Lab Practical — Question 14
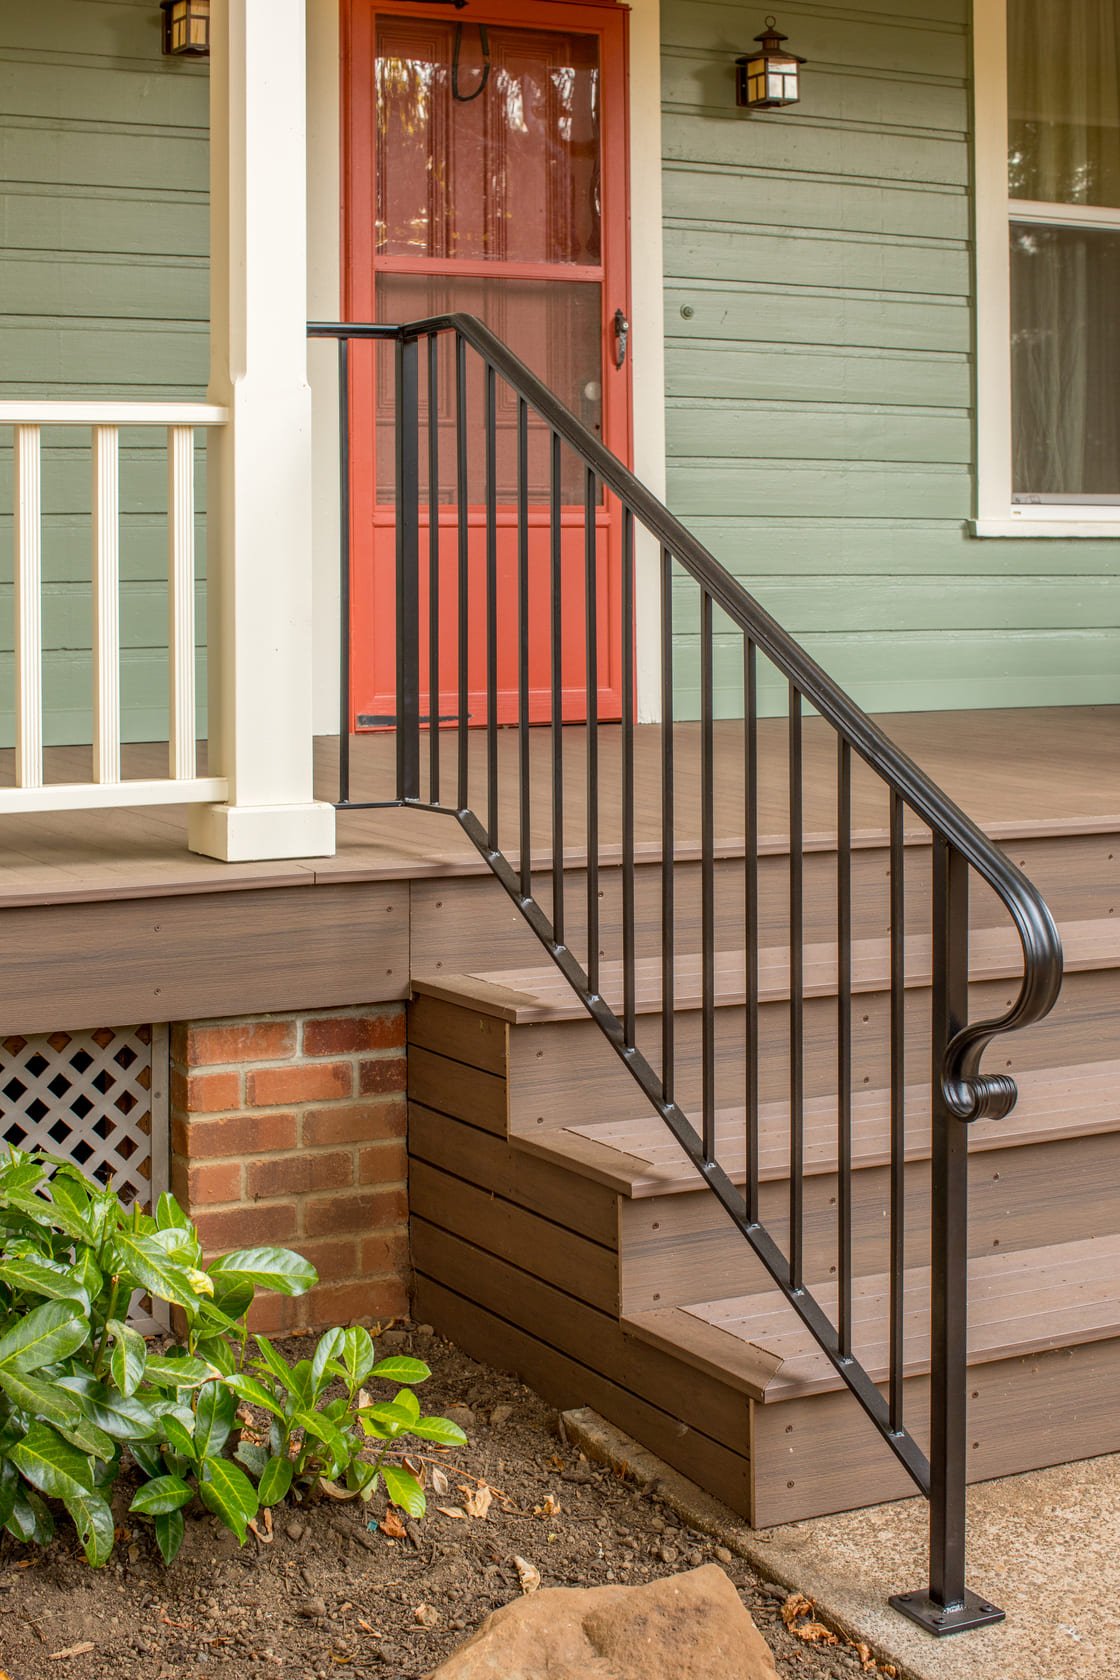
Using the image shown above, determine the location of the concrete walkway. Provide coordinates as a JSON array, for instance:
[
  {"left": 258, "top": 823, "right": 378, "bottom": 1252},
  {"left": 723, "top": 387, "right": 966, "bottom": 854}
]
[
  {"left": 747, "top": 1455, "right": 1118, "bottom": 1680},
  {"left": 563, "top": 1413, "right": 1118, "bottom": 1680}
]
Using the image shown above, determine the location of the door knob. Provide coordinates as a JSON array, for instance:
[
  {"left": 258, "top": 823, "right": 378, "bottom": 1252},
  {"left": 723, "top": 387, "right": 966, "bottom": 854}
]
[{"left": 613, "top": 309, "right": 630, "bottom": 369}]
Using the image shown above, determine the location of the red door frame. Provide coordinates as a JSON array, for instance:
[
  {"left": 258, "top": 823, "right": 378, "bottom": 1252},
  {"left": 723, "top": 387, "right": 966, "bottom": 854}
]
[{"left": 341, "top": 0, "right": 633, "bottom": 730}]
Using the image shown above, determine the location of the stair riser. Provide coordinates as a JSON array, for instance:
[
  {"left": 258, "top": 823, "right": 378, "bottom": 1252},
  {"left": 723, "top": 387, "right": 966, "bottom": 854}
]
[
  {"left": 507, "top": 967, "right": 1120, "bottom": 1131},
  {"left": 750, "top": 1335, "right": 1120, "bottom": 1526},
  {"left": 409, "top": 831, "right": 1118, "bottom": 974},
  {"left": 618, "top": 1129, "right": 1120, "bottom": 1312}
]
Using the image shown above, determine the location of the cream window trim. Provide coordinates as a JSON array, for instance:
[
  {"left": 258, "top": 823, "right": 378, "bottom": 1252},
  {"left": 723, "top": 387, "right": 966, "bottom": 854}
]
[{"left": 971, "top": 0, "right": 1120, "bottom": 537}]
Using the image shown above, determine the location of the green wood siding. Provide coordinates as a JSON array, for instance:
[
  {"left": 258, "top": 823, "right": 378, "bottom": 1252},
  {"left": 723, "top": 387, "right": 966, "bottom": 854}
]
[
  {"left": 0, "top": 0, "right": 208, "bottom": 748},
  {"left": 662, "top": 0, "right": 1120, "bottom": 714}
]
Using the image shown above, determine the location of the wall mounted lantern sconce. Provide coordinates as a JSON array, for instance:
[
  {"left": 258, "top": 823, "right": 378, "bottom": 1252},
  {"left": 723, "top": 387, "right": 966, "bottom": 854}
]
[
  {"left": 161, "top": 0, "right": 210, "bottom": 57},
  {"left": 736, "top": 17, "right": 804, "bottom": 110}
]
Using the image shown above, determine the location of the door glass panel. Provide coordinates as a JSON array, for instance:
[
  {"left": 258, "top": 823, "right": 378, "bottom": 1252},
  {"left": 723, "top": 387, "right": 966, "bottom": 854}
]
[
  {"left": 375, "top": 272, "right": 603, "bottom": 503},
  {"left": 375, "top": 18, "right": 601, "bottom": 265},
  {"left": 1010, "top": 220, "right": 1120, "bottom": 497}
]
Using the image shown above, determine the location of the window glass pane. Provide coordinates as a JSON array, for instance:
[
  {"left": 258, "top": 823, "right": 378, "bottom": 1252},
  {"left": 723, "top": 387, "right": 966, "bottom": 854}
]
[
  {"left": 375, "top": 18, "right": 601, "bottom": 264},
  {"left": 1010, "top": 221, "right": 1120, "bottom": 497},
  {"left": 374, "top": 273, "right": 603, "bottom": 503},
  {"left": 1008, "top": 0, "right": 1120, "bottom": 205}
]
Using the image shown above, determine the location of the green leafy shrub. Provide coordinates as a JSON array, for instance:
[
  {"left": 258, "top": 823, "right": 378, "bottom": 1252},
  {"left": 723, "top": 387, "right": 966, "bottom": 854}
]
[{"left": 0, "top": 1147, "right": 465, "bottom": 1567}]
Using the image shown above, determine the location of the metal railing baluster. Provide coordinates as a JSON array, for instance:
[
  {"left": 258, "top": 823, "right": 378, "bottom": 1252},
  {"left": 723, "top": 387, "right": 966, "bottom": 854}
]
[
  {"left": 550, "top": 432, "right": 565, "bottom": 945},
  {"left": 744, "top": 639, "right": 759, "bottom": 1225},
  {"left": 584, "top": 466, "right": 599, "bottom": 998},
  {"left": 456, "top": 333, "right": 469, "bottom": 812},
  {"left": 889, "top": 791, "right": 907, "bottom": 1431},
  {"left": 789, "top": 683, "right": 804, "bottom": 1289},
  {"left": 621, "top": 505, "right": 636, "bottom": 1047},
  {"left": 837, "top": 738, "right": 853, "bottom": 1359},
  {"left": 517, "top": 397, "right": 531, "bottom": 900},
  {"left": 485, "top": 361, "right": 498, "bottom": 849},
  {"left": 660, "top": 547, "right": 676, "bottom": 1100},
  {"left": 428, "top": 333, "right": 441, "bottom": 806},
  {"left": 701, "top": 590, "right": 716, "bottom": 1165}
]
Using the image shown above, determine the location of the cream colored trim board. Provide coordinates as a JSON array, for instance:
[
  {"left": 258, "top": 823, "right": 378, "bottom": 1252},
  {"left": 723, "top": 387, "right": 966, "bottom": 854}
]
[
  {"left": 972, "top": 519, "right": 1120, "bottom": 539},
  {"left": 305, "top": 0, "right": 669, "bottom": 729}
]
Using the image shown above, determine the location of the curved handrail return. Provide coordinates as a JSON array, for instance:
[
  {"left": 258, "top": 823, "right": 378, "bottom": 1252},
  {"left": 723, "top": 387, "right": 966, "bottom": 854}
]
[{"left": 309, "top": 316, "right": 1063, "bottom": 1636}]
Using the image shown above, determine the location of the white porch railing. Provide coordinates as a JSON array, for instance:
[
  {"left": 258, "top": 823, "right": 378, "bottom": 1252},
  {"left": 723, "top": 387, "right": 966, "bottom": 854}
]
[{"left": 1, "top": 401, "right": 229, "bottom": 815}]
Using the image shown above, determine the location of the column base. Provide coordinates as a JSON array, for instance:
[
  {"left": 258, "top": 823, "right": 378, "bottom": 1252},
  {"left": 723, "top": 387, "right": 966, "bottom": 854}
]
[{"left": 188, "top": 800, "right": 336, "bottom": 862}]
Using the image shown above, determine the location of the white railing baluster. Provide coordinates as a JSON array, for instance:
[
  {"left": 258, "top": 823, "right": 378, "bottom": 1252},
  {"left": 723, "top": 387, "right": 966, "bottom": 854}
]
[
  {"left": 167, "top": 425, "right": 197, "bottom": 780},
  {"left": 0, "top": 401, "right": 227, "bottom": 817},
  {"left": 13, "top": 424, "right": 43, "bottom": 789},
  {"left": 91, "top": 424, "right": 121, "bottom": 784}
]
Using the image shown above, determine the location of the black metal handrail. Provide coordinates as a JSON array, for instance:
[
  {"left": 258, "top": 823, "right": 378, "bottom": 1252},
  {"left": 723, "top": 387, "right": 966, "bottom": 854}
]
[{"left": 309, "top": 314, "right": 1063, "bottom": 1635}]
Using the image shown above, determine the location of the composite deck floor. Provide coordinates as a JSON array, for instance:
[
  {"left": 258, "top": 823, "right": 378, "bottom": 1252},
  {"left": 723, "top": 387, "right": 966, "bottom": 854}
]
[{"left": 0, "top": 705, "right": 1113, "bottom": 907}]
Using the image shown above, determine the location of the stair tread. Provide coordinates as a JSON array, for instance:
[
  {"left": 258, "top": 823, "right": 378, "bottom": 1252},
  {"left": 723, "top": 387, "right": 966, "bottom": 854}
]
[
  {"left": 518, "top": 1058, "right": 1120, "bottom": 1197},
  {"left": 412, "top": 917, "right": 1117, "bottom": 1023},
  {"left": 626, "top": 1232, "right": 1120, "bottom": 1403}
]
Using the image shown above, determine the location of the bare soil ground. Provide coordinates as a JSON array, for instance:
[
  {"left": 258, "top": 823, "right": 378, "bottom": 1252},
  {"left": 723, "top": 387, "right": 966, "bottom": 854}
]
[{"left": 0, "top": 1324, "right": 891, "bottom": 1680}]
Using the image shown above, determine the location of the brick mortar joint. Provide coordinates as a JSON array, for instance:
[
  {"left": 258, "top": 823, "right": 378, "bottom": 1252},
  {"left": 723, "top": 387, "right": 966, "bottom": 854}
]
[{"left": 175, "top": 1048, "right": 403, "bottom": 1080}]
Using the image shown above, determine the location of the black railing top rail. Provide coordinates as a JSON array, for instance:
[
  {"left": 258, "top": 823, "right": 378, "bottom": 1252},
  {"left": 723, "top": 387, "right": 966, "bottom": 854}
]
[{"left": 309, "top": 313, "right": 1064, "bottom": 1124}]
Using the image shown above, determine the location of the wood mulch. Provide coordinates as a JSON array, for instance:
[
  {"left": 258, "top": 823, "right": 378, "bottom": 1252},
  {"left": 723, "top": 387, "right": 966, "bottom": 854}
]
[{"left": 0, "top": 1324, "right": 891, "bottom": 1680}]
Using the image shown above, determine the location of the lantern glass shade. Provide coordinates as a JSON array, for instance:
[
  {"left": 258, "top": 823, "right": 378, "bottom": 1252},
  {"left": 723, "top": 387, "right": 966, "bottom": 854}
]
[
  {"left": 162, "top": 0, "right": 210, "bottom": 56},
  {"left": 736, "top": 20, "right": 803, "bottom": 110}
]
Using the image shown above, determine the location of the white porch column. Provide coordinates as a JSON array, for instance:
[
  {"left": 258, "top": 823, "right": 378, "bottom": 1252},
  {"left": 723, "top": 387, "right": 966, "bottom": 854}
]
[{"left": 189, "top": 0, "right": 336, "bottom": 862}]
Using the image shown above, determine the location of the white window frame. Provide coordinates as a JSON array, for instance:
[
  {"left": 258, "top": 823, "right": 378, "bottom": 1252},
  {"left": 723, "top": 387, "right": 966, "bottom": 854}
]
[{"left": 972, "top": 0, "right": 1120, "bottom": 537}]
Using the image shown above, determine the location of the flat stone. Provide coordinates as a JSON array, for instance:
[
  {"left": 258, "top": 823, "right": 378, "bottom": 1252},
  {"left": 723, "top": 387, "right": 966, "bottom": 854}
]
[{"left": 424, "top": 1564, "right": 780, "bottom": 1679}]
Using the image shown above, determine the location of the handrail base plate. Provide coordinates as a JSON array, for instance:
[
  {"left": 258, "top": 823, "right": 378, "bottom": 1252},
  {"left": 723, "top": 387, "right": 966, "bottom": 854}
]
[{"left": 888, "top": 1588, "right": 1006, "bottom": 1637}]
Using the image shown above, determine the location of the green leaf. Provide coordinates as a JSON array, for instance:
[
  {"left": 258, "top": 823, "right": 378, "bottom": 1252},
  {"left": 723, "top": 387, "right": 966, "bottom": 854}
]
[
  {"left": 55, "top": 1375, "right": 160, "bottom": 1441},
  {"left": 380, "top": 1463, "right": 426, "bottom": 1518},
  {"left": 9, "top": 1421, "right": 95, "bottom": 1501},
  {"left": 5, "top": 1486, "right": 55, "bottom": 1545},
  {"left": 129, "top": 1439, "right": 163, "bottom": 1480},
  {"left": 224, "top": 1373, "right": 285, "bottom": 1421},
  {"left": 310, "top": 1328, "right": 344, "bottom": 1399},
  {"left": 235, "top": 1441, "right": 269, "bottom": 1479},
  {"left": 109, "top": 1232, "right": 202, "bottom": 1313},
  {"left": 257, "top": 1455, "right": 294, "bottom": 1508},
  {"left": 129, "top": 1475, "right": 195, "bottom": 1516},
  {"left": 0, "top": 1457, "right": 18, "bottom": 1528},
  {"left": 198, "top": 1456, "right": 258, "bottom": 1544},
  {"left": 208, "top": 1276, "right": 254, "bottom": 1322},
  {"left": 335, "top": 1326, "right": 376, "bottom": 1391},
  {"left": 148, "top": 1225, "right": 202, "bottom": 1268},
  {"left": 252, "top": 1335, "right": 297, "bottom": 1393},
  {"left": 143, "top": 1355, "right": 221, "bottom": 1391},
  {"left": 407, "top": 1415, "right": 469, "bottom": 1447},
  {"left": 370, "top": 1357, "right": 431, "bottom": 1386},
  {"left": 47, "top": 1173, "right": 96, "bottom": 1243},
  {"left": 107, "top": 1320, "right": 147, "bottom": 1398},
  {"left": 209, "top": 1247, "right": 317, "bottom": 1298},
  {"left": 0, "top": 1298, "right": 89, "bottom": 1373},
  {"left": 192, "top": 1337, "right": 236, "bottom": 1377},
  {"left": 357, "top": 1401, "right": 419, "bottom": 1439},
  {"left": 0, "top": 1367, "right": 83, "bottom": 1428},
  {"left": 153, "top": 1507, "right": 186, "bottom": 1565},
  {"left": 0, "top": 1254, "right": 91, "bottom": 1314},
  {"left": 294, "top": 1410, "right": 349, "bottom": 1473},
  {"left": 154, "top": 1192, "right": 191, "bottom": 1232},
  {"left": 57, "top": 1413, "right": 117, "bottom": 1462},
  {"left": 194, "top": 1382, "right": 238, "bottom": 1460},
  {"left": 392, "top": 1387, "right": 421, "bottom": 1424},
  {"left": 64, "top": 1486, "right": 115, "bottom": 1567}
]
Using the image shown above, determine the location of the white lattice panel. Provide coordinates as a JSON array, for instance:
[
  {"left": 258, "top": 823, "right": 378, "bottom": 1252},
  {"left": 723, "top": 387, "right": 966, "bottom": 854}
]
[{"left": 0, "top": 1024, "right": 168, "bottom": 1210}]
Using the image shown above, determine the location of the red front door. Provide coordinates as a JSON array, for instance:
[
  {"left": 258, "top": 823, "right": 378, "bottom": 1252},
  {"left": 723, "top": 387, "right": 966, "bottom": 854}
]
[{"left": 344, "top": 0, "right": 632, "bottom": 728}]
